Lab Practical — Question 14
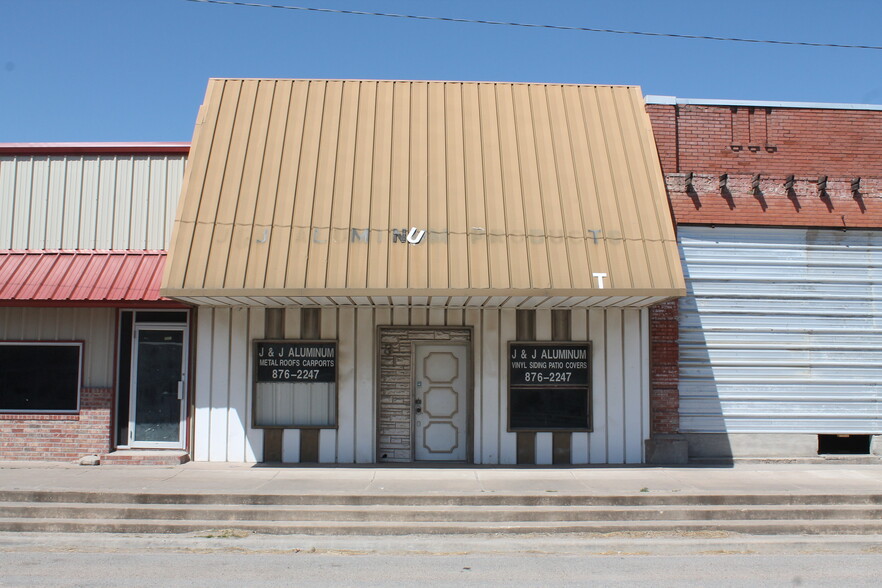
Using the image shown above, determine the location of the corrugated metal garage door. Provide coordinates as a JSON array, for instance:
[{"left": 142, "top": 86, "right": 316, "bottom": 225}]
[{"left": 678, "top": 226, "right": 882, "bottom": 433}]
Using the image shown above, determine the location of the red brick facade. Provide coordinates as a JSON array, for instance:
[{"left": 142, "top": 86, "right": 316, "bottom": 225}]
[
  {"left": 647, "top": 103, "right": 882, "bottom": 177},
  {"left": 0, "top": 387, "right": 113, "bottom": 461},
  {"left": 663, "top": 173, "right": 882, "bottom": 229},
  {"left": 648, "top": 102, "right": 882, "bottom": 230},
  {"left": 646, "top": 99, "right": 882, "bottom": 437},
  {"left": 649, "top": 301, "right": 679, "bottom": 434}
]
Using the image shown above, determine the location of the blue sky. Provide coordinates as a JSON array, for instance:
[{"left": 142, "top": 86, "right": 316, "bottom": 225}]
[{"left": 3, "top": 0, "right": 882, "bottom": 141}]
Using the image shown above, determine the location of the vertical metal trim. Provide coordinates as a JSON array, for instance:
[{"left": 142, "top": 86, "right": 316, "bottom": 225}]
[
  {"left": 516, "top": 431, "right": 536, "bottom": 464},
  {"left": 264, "top": 307, "right": 284, "bottom": 339},
  {"left": 301, "top": 307, "right": 321, "bottom": 339},
  {"left": 515, "top": 308, "right": 536, "bottom": 463},
  {"left": 299, "top": 429, "right": 320, "bottom": 463},
  {"left": 552, "top": 308, "right": 572, "bottom": 464},
  {"left": 516, "top": 309, "right": 535, "bottom": 341},
  {"left": 551, "top": 309, "right": 571, "bottom": 341},
  {"left": 261, "top": 307, "right": 285, "bottom": 461},
  {"left": 552, "top": 432, "right": 571, "bottom": 464},
  {"left": 263, "top": 429, "right": 283, "bottom": 462}
]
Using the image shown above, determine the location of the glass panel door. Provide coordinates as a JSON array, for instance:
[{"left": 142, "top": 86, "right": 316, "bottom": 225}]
[{"left": 129, "top": 326, "right": 187, "bottom": 448}]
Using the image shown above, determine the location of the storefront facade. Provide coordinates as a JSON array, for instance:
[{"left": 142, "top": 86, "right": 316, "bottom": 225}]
[
  {"left": 647, "top": 96, "right": 882, "bottom": 459},
  {"left": 7, "top": 83, "right": 880, "bottom": 465},
  {"left": 161, "top": 79, "right": 685, "bottom": 464},
  {"left": 0, "top": 145, "right": 191, "bottom": 462}
]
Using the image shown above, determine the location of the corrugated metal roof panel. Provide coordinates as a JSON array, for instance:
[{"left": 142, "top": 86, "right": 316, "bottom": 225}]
[
  {"left": 0, "top": 253, "right": 39, "bottom": 299},
  {"left": 0, "top": 251, "right": 172, "bottom": 304},
  {"left": 162, "top": 79, "right": 685, "bottom": 306}
]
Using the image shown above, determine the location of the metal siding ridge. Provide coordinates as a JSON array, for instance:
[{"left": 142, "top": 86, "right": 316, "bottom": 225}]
[
  {"left": 4, "top": 252, "right": 41, "bottom": 299},
  {"left": 142, "top": 253, "right": 168, "bottom": 302},
  {"left": 406, "top": 81, "right": 428, "bottom": 291},
  {"left": 328, "top": 82, "right": 362, "bottom": 291},
  {"left": 107, "top": 253, "right": 140, "bottom": 300},
  {"left": 14, "top": 252, "right": 53, "bottom": 300},
  {"left": 226, "top": 80, "right": 275, "bottom": 291},
  {"left": 85, "top": 253, "right": 123, "bottom": 300},
  {"left": 0, "top": 153, "right": 177, "bottom": 250},
  {"left": 346, "top": 82, "right": 376, "bottom": 290}
]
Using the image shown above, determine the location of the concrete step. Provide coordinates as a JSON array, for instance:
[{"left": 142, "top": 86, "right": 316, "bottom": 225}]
[
  {"left": 2, "top": 517, "right": 882, "bottom": 536},
  {"left": 3, "top": 490, "right": 881, "bottom": 507},
  {"left": 0, "top": 502, "right": 880, "bottom": 523},
  {"left": 99, "top": 450, "right": 190, "bottom": 466},
  {"left": 4, "top": 489, "right": 879, "bottom": 536}
]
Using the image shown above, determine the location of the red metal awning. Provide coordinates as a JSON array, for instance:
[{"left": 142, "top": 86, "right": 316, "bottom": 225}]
[{"left": 0, "top": 251, "right": 183, "bottom": 306}]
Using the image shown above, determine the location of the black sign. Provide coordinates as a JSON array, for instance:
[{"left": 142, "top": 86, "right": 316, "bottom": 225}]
[
  {"left": 509, "top": 343, "right": 590, "bottom": 387},
  {"left": 255, "top": 341, "right": 336, "bottom": 383},
  {"left": 510, "top": 387, "right": 590, "bottom": 430}
]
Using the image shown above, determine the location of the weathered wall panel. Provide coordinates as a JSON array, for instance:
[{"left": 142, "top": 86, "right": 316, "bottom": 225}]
[
  {"left": 679, "top": 226, "right": 882, "bottom": 434},
  {"left": 192, "top": 306, "right": 649, "bottom": 464},
  {"left": 0, "top": 154, "right": 185, "bottom": 251}
]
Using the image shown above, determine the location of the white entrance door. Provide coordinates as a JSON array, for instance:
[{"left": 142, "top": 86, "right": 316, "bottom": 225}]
[
  {"left": 414, "top": 343, "right": 469, "bottom": 461},
  {"left": 129, "top": 325, "right": 188, "bottom": 448}
]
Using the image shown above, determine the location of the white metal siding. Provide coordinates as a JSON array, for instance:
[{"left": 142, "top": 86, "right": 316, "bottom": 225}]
[
  {"left": 0, "top": 307, "right": 115, "bottom": 387},
  {"left": 193, "top": 307, "right": 650, "bottom": 464},
  {"left": 0, "top": 155, "right": 186, "bottom": 250},
  {"left": 678, "top": 226, "right": 882, "bottom": 433}
]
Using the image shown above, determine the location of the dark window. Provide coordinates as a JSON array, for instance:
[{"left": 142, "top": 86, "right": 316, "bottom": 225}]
[
  {"left": 0, "top": 343, "right": 82, "bottom": 412},
  {"left": 509, "top": 387, "right": 590, "bottom": 431},
  {"left": 818, "top": 434, "right": 870, "bottom": 455},
  {"left": 134, "top": 311, "right": 188, "bottom": 324}
]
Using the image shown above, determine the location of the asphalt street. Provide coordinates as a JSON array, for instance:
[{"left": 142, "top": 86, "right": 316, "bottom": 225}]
[{"left": 2, "top": 532, "right": 882, "bottom": 587}]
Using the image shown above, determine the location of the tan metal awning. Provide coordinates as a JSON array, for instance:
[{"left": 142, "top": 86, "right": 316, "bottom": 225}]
[{"left": 161, "top": 79, "right": 684, "bottom": 308}]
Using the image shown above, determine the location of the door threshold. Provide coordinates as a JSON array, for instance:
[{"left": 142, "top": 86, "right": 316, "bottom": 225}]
[{"left": 100, "top": 449, "right": 190, "bottom": 466}]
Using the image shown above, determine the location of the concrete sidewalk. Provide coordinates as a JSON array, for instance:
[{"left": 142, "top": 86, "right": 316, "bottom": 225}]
[{"left": 1, "top": 461, "right": 881, "bottom": 497}]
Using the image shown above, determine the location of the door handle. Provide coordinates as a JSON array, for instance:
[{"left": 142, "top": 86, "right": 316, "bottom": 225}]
[{"left": 177, "top": 381, "right": 183, "bottom": 401}]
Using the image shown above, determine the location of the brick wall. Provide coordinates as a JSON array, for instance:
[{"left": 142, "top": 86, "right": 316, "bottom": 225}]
[
  {"left": 665, "top": 173, "right": 882, "bottom": 228},
  {"left": 646, "top": 104, "right": 679, "bottom": 175},
  {"left": 647, "top": 103, "right": 882, "bottom": 176},
  {"left": 649, "top": 302, "right": 679, "bottom": 435},
  {"left": 0, "top": 387, "right": 113, "bottom": 461},
  {"left": 648, "top": 103, "right": 882, "bottom": 227}
]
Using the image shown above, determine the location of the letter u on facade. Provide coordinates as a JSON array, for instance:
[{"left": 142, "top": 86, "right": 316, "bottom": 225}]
[{"left": 406, "top": 227, "right": 426, "bottom": 244}]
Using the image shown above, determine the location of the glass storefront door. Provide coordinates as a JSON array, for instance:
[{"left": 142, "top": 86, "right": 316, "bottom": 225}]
[{"left": 129, "top": 325, "right": 187, "bottom": 448}]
